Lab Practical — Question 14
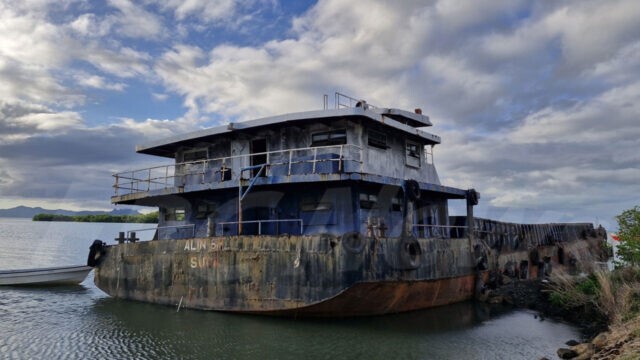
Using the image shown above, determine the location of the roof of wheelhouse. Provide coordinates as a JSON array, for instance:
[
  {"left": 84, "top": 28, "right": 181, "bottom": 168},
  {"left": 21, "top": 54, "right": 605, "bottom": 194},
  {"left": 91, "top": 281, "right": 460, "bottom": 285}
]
[{"left": 137, "top": 106, "right": 441, "bottom": 158}]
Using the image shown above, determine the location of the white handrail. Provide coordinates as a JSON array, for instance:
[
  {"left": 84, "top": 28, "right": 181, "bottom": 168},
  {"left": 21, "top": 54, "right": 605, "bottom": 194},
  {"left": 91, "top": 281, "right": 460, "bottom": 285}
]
[
  {"left": 124, "top": 224, "right": 195, "bottom": 241},
  {"left": 412, "top": 224, "right": 469, "bottom": 238},
  {"left": 217, "top": 219, "right": 303, "bottom": 236},
  {"left": 113, "top": 144, "right": 363, "bottom": 196}
]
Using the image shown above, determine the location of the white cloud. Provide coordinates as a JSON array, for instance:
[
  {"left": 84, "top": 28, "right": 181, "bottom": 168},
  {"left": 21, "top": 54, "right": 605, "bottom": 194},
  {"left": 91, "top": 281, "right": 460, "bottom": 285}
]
[
  {"left": 511, "top": 82, "right": 640, "bottom": 144},
  {"left": 0, "top": 1, "right": 154, "bottom": 109},
  {"left": 0, "top": 100, "right": 81, "bottom": 136},
  {"left": 152, "top": 92, "right": 169, "bottom": 101},
  {"left": 69, "top": 13, "right": 113, "bottom": 37},
  {"left": 589, "top": 41, "right": 640, "bottom": 85},
  {"left": 75, "top": 74, "right": 126, "bottom": 91},
  {"left": 114, "top": 116, "right": 198, "bottom": 139},
  {"left": 13, "top": 111, "right": 83, "bottom": 131},
  {"left": 159, "top": 0, "right": 238, "bottom": 22},
  {"left": 80, "top": 44, "right": 151, "bottom": 78},
  {"left": 106, "top": 0, "right": 164, "bottom": 40},
  {"left": 480, "top": 1, "right": 640, "bottom": 74},
  {"left": 0, "top": 5, "right": 78, "bottom": 105}
]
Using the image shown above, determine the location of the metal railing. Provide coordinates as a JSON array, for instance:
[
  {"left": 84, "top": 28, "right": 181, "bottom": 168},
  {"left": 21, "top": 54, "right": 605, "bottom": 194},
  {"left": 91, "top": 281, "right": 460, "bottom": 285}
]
[
  {"left": 449, "top": 216, "right": 599, "bottom": 251},
  {"left": 113, "top": 144, "right": 363, "bottom": 197},
  {"left": 123, "top": 224, "right": 195, "bottom": 241},
  {"left": 217, "top": 219, "right": 304, "bottom": 236},
  {"left": 412, "top": 224, "right": 469, "bottom": 239},
  {"left": 334, "top": 92, "right": 378, "bottom": 109}
]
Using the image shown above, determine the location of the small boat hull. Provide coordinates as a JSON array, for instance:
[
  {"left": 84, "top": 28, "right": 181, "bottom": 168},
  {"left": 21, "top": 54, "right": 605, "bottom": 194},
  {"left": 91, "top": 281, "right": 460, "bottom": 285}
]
[{"left": 0, "top": 265, "right": 93, "bottom": 286}]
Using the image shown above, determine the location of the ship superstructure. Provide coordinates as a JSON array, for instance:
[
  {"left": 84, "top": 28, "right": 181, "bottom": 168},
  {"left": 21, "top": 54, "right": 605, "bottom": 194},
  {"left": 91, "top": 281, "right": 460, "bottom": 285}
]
[{"left": 112, "top": 94, "right": 466, "bottom": 241}]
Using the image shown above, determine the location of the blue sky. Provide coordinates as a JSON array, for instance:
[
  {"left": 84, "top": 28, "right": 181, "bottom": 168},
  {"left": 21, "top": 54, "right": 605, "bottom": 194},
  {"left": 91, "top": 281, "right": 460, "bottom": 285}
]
[{"left": 0, "top": 0, "right": 639, "bottom": 230}]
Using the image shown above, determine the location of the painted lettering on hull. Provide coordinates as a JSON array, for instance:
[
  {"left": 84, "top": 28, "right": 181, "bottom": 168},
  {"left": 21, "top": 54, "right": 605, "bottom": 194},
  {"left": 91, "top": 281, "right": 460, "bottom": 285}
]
[
  {"left": 184, "top": 239, "right": 208, "bottom": 251},
  {"left": 190, "top": 255, "right": 219, "bottom": 269}
]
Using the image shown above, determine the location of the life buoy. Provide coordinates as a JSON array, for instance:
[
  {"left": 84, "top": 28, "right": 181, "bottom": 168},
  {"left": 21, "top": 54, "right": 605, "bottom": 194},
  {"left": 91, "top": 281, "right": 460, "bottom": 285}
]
[
  {"left": 403, "top": 179, "right": 421, "bottom": 201},
  {"left": 342, "top": 232, "right": 365, "bottom": 254},
  {"left": 87, "top": 239, "right": 106, "bottom": 267}
]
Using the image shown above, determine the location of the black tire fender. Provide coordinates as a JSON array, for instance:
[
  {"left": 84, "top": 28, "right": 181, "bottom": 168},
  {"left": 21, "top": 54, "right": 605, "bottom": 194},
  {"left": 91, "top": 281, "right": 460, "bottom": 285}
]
[
  {"left": 403, "top": 179, "right": 421, "bottom": 201},
  {"left": 400, "top": 236, "right": 422, "bottom": 269},
  {"left": 342, "top": 232, "right": 365, "bottom": 254},
  {"left": 87, "top": 239, "right": 106, "bottom": 267}
]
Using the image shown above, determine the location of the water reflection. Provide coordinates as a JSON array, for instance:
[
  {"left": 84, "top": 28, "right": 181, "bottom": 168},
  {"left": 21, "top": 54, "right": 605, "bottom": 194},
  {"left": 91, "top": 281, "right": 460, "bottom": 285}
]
[
  {"left": 84, "top": 299, "right": 546, "bottom": 360},
  {"left": 1, "top": 278, "right": 578, "bottom": 360}
]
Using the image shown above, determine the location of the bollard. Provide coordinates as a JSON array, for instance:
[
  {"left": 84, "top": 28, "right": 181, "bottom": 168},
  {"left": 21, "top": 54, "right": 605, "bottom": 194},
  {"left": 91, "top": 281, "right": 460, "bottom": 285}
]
[{"left": 116, "top": 232, "right": 126, "bottom": 244}]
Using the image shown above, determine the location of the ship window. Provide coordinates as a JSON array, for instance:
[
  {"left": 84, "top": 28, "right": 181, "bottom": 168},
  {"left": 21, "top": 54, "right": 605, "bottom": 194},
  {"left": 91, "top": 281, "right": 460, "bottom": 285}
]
[
  {"left": 405, "top": 141, "right": 421, "bottom": 168},
  {"left": 183, "top": 148, "right": 208, "bottom": 163},
  {"left": 359, "top": 193, "right": 378, "bottom": 209},
  {"left": 300, "top": 202, "right": 333, "bottom": 212},
  {"left": 368, "top": 130, "right": 388, "bottom": 149},
  {"left": 300, "top": 194, "right": 333, "bottom": 212},
  {"left": 311, "top": 129, "right": 347, "bottom": 147},
  {"left": 195, "top": 202, "right": 217, "bottom": 219},
  {"left": 164, "top": 207, "right": 186, "bottom": 221}
]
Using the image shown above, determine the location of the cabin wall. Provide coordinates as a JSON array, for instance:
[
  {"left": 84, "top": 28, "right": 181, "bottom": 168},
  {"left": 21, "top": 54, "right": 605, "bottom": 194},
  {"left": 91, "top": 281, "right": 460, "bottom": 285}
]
[
  {"left": 153, "top": 182, "right": 451, "bottom": 240},
  {"left": 355, "top": 122, "right": 441, "bottom": 184},
  {"left": 355, "top": 183, "right": 449, "bottom": 238},
  {"left": 172, "top": 118, "right": 441, "bottom": 185},
  {"left": 155, "top": 184, "right": 358, "bottom": 238}
]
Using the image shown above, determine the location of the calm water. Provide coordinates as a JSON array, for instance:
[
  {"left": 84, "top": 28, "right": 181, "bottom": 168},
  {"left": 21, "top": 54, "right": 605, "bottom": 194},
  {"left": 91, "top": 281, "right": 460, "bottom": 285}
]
[{"left": 0, "top": 218, "right": 580, "bottom": 359}]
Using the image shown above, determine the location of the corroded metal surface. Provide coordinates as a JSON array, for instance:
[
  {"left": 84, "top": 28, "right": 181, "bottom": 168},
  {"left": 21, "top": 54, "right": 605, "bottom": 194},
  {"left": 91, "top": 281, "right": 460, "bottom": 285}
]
[
  {"left": 254, "top": 277, "right": 478, "bottom": 317},
  {"left": 94, "top": 231, "right": 606, "bottom": 316},
  {"left": 95, "top": 234, "right": 475, "bottom": 315}
]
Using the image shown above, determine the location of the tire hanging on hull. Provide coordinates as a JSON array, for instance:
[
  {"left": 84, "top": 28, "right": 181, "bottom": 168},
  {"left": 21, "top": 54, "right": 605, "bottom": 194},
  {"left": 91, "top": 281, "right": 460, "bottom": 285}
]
[{"left": 87, "top": 239, "right": 106, "bottom": 267}]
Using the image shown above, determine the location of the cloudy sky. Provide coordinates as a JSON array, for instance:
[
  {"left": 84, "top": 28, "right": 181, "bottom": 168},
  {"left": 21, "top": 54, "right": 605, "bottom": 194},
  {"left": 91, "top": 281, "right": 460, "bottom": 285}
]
[{"left": 0, "top": 0, "right": 638, "bottom": 229}]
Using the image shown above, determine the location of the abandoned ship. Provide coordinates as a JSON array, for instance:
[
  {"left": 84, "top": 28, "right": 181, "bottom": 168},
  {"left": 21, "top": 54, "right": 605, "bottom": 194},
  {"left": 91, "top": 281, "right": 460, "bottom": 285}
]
[{"left": 90, "top": 93, "right": 607, "bottom": 316}]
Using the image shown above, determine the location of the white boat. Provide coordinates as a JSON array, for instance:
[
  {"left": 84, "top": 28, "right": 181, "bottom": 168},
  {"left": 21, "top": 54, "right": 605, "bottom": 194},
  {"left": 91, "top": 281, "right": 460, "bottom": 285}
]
[{"left": 0, "top": 265, "right": 93, "bottom": 286}]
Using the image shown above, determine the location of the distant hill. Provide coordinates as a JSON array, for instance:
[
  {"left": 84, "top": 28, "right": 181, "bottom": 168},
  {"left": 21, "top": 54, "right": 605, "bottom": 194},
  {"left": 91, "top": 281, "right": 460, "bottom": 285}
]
[{"left": 0, "top": 206, "right": 141, "bottom": 218}]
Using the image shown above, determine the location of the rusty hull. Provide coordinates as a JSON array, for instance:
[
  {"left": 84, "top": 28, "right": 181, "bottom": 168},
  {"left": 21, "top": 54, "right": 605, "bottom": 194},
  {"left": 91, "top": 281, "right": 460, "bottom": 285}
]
[
  {"left": 94, "top": 233, "right": 605, "bottom": 316},
  {"left": 254, "top": 276, "right": 478, "bottom": 317},
  {"left": 94, "top": 234, "right": 478, "bottom": 316}
]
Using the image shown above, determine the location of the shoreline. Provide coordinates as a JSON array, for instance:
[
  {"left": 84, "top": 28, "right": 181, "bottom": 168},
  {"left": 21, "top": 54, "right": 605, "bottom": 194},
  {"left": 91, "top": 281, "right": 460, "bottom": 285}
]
[
  {"left": 31, "top": 212, "right": 158, "bottom": 224},
  {"left": 482, "top": 275, "right": 639, "bottom": 359}
]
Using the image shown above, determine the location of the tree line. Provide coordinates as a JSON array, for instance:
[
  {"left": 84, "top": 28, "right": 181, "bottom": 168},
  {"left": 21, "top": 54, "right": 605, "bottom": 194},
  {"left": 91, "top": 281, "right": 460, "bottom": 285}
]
[{"left": 33, "top": 212, "right": 159, "bottom": 223}]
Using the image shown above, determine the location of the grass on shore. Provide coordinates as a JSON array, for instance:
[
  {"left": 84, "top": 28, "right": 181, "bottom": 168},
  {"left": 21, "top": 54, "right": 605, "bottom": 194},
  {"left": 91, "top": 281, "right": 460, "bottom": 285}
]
[
  {"left": 549, "top": 267, "right": 640, "bottom": 326},
  {"left": 548, "top": 267, "right": 640, "bottom": 359}
]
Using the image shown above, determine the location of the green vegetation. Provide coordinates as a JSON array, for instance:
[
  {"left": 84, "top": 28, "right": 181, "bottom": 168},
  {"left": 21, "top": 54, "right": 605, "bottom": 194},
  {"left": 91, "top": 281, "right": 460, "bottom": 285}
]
[
  {"left": 33, "top": 212, "right": 158, "bottom": 223},
  {"left": 549, "top": 206, "right": 640, "bottom": 323},
  {"left": 549, "top": 269, "right": 640, "bottom": 324},
  {"left": 546, "top": 206, "right": 640, "bottom": 358},
  {"left": 615, "top": 206, "right": 640, "bottom": 267}
]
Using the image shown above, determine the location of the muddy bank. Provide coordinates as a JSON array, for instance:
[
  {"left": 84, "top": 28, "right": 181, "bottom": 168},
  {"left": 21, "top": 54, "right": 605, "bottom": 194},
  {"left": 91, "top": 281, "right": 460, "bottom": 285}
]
[{"left": 555, "top": 319, "right": 640, "bottom": 360}]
